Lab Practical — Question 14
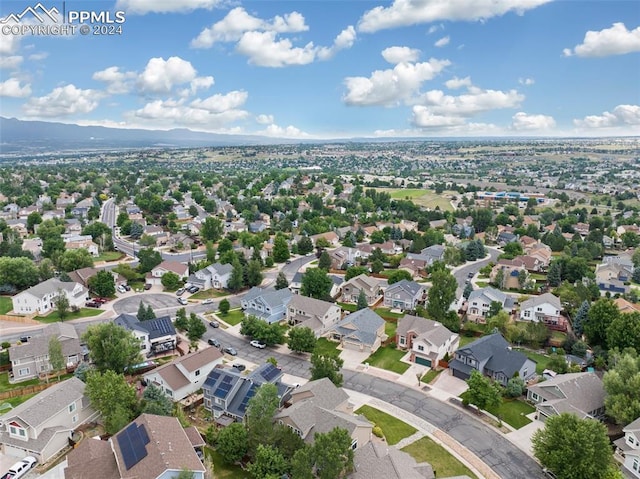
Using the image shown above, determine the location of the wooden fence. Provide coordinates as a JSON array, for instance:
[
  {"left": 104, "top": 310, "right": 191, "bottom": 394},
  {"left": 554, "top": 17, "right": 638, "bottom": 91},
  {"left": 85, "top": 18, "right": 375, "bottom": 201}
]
[
  {"left": 0, "top": 314, "right": 39, "bottom": 325},
  {"left": 0, "top": 382, "right": 52, "bottom": 400}
]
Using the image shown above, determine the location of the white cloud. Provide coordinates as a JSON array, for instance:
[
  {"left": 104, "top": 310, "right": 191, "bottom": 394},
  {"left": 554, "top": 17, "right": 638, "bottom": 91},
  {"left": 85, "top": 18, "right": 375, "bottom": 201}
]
[
  {"left": 188, "top": 76, "right": 215, "bottom": 95},
  {"left": 28, "top": 52, "right": 48, "bottom": 61},
  {"left": 564, "top": 23, "right": 640, "bottom": 57},
  {"left": 93, "top": 66, "right": 137, "bottom": 94},
  {"left": 0, "top": 55, "right": 23, "bottom": 70},
  {"left": 257, "top": 123, "right": 310, "bottom": 138},
  {"left": 417, "top": 85, "right": 524, "bottom": 116},
  {"left": 115, "top": 0, "right": 220, "bottom": 14},
  {"left": 381, "top": 46, "right": 421, "bottom": 64},
  {"left": 0, "top": 78, "right": 31, "bottom": 97},
  {"left": 511, "top": 112, "right": 556, "bottom": 130},
  {"left": 138, "top": 56, "right": 199, "bottom": 93},
  {"left": 236, "top": 31, "right": 317, "bottom": 67},
  {"left": 411, "top": 107, "right": 467, "bottom": 127},
  {"left": 358, "top": 0, "right": 552, "bottom": 33},
  {"left": 427, "top": 24, "right": 444, "bottom": 34},
  {"left": 518, "top": 77, "right": 535, "bottom": 85},
  {"left": 23, "top": 84, "right": 100, "bottom": 117},
  {"left": 445, "top": 76, "right": 471, "bottom": 89},
  {"left": 317, "top": 26, "right": 357, "bottom": 60},
  {"left": 256, "top": 114, "right": 274, "bottom": 124},
  {"left": 190, "top": 90, "right": 248, "bottom": 113},
  {"left": 434, "top": 36, "right": 450, "bottom": 47},
  {"left": 343, "top": 57, "right": 450, "bottom": 106},
  {"left": 191, "top": 7, "right": 308, "bottom": 48},
  {"left": 130, "top": 98, "right": 249, "bottom": 127},
  {"left": 573, "top": 104, "right": 640, "bottom": 128},
  {"left": 0, "top": 30, "right": 21, "bottom": 55}
]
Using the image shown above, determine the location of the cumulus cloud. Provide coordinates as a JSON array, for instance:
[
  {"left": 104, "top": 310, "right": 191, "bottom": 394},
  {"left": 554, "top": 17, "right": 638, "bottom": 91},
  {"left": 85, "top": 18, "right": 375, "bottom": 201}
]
[
  {"left": 138, "top": 56, "right": 197, "bottom": 93},
  {"left": 417, "top": 85, "right": 524, "bottom": 116},
  {"left": 434, "top": 36, "right": 450, "bottom": 47},
  {"left": 92, "top": 66, "right": 137, "bottom": 94},
  {"left": 236, "top": 31, "right": 317, "bottom": 67},
  {"left": 445, "top": 76, "right": 471, "bottom": 89},
  {"left": 191, "top": 7, "right": 308, "bottom": 48},
  {"left": 317, "top": 26, "right": 357, "bottom": 60},
  {"left": 343, "top": 57, "right": 450, "bottom": 106},
  {"left": 518, "top": 77, "right": 535, "bottom": 86},
  {"left": 28, "top": 52, "right": 48, "bottom": 61},
  {"left": 573, "top": 104, "right": 640, "bottom": 128},
  {"left": 255, "top": 114, "right": 274, "bottom": 124},
  {"left": 381, "top": 46, "right": 421, "bottom": 64},
  {"left": 411, "top": 107, "right": 467, "bottom": 127},
  {"left": 0, "top": 30, "right": 21, "bottom": 55},
  {"left": 358, "top": 0, "right": 552, "bottom": 33},
  {"left": 563, "top": 23, "right": 640, "bottom": 57},
  {"left": 130, "top": 97, "right": 249, "bottom": 127},
  {"left": 257, "top": 123, "right": 310, "bottom": 138},
  {"left": 190, "top": 91, "right": 248, "bottom": 113},
  {"left": 115, "top": 0, "right": 220, "bottom": 14},
  {"left": 0, "top": 78, "right": 31, "bottom": 97},
  {"left": 511, "top": 112, "right": 556, "bottom": 130},
  {"left": 427, "top": 24, "right": 444, "bottom": 34},
  {"left": 23, "top": 84, "right": 100, "bottom": 117},
  {"left": 0, "top": 55, "right": 23, "bottom": 70}
]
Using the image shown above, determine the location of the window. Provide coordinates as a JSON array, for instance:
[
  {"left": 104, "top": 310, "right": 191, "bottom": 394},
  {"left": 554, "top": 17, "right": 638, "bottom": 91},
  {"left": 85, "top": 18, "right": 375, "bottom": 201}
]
[
  {"left": 634, "top": 458, "right": 639, "bottom": 472},
  {"left": 351, "top": 439, "right": 358, "bottom": 450},
  {"left": 523, "top": 369, "right": 528, "bottom": 378},
  {"left": 531, "top": 392, "right": 539, "bottom": 401},
  {"left": 195, "top": 370, "right": 200, "bottom": 377},
  {"left": 524, "top": 310, "right": 531, "bottom": 318},
  {"left": 399, "top": 336, "right": 405, "bottom": 346},
  {"left": 628, "top": 435, "right": 635, "bottom": 445},
  {"left": 69, "top": 403, "right": 76, "bottom": 413},
  {"left": 72, "top": 415, "right": 78, "bottom": 423},
  {"left": 18, "top": 367, "right": 30, "bottom": 377},
  {"left": 417, "top": 345, "right": 424, "bottom": 352},
  {"left": 9, "top": 425, "right": 26, "bottom": 438}
]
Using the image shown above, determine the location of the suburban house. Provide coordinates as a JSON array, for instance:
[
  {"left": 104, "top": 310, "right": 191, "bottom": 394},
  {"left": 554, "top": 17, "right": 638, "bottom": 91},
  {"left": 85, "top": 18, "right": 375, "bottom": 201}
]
[
  {"left": 340, "top": 274, "right": 381, "bottom": 306},
  {"left": 398, "top": 257, "right": 428, "bottom": 278},
  {"left": 8, "top": 323, "right": 84, "bottom": 382},
  {"left": 527, "top": 372, "right": 606, "bottom": 422},
  {"left": 595, "top": 262, "right": 632, "bottom": 295},
  {"left": 406, "top": 245, "right": 446, "bottom": 266},
  {"left": 114, "top": 313, "right": 177, "bottom": 357},
  {"left": 274, "top": 378, "right": 373, "bottom": 450},
  {"left": 519, "top": 293, "right": 567, "bottom": 331},
  {"left": 490, "top": 259, "right": 527, "bottom": 290},
  {"left": 203, "top": 363, "right": 290, "bottom": 421},
  {"left": 12, "top": 278, "right": 88, "bottom": 316},
  {"left": 189, "top": 262, "right": 233, "bottom": 290},
  {"left": 324, "top": 308, "right": 385, "bottom": 354},
  {"left": 64, "top": 413, "right": 205, "bottom": 479},
  {"left": 285, "top": 294, "right": 342, "bottom": 337},
  {"left": 0, "top": 377, "right": 98, "bottom": 463},
  {"left": 615, "top": 417, "right": 640, "bottom": 478},
  {"left": 68, "top": 267, "right": 123, "bottom": 290},
  {"left": 310, "top": 231, "right": 340, "bottom": 247},
  {"left": 465, "top": 287, "right": 515, "bottom": 323},
  {"left": 526, "top": 243, "right": 552, "bottom": 269},
  {"left": 351, "top": 440, "right": 435, "bottom": 479},
  {"left": 147, "top": 260, "right": 189, "bottom": 286},
  {"left": 329, "top": 247, "right": 360, "bottom": 270},
  {"left": 241, "top": 287, "right": 293, "bottom": 324},
  {"left": 143, "top": 347, "right": 224, "bottom": 402},
  {"left": 449, "top": 333, "right": 537, "bottom": 386},
  {"left": 614, "top": 298, "right": 640, "bottom": 314},
  {"left": 396, "top": 315, "right": 459, "bottom": 368},
  {"left": 383, "top": 279, "right": 426, "bottom": 311},
  {"left": 62, "top": 234, "right": 99, "bottom": 256}
]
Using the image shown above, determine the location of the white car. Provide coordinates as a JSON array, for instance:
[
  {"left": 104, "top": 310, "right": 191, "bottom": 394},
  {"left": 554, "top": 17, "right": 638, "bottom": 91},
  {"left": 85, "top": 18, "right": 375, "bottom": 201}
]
[
  {"left": 202, "top": 298, "right": 214, "bottom": 305},
  {"left": 250, "top": 340, "right": 266, "bottom": 349},
  {"left": 117, "top": 285, "right": 127, "bottom": 294},
  {"left": 3, "top": 456, "right": 37, "bottom": 479}
]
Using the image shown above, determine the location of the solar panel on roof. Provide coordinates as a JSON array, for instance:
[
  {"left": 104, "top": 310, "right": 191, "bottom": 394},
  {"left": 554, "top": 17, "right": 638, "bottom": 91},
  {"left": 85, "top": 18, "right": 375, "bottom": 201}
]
[
  {"left": 117, "top": 423, "right": 149, "bottom": 470},
  {"left": 238, "top": 385, "right": 258, "bottom": 413},
  {"left": 139, "top": 424, "right": 150, "bottom": 445},
  {"left": 260, "top": 364, "right": 280, "bottom": 382},
  {"left": 209, "top": 370, "right": 221, "bottom": 381}
]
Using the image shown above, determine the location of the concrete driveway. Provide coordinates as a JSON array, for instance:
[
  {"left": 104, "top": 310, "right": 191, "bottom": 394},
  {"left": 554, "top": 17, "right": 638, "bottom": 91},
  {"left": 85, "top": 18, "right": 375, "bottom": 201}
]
[
  {"left": 506, "top": 413, "right": 544, "bottom": 457},
  {"left": 430, "top": 368, "right": 469, "bottom": 400}
]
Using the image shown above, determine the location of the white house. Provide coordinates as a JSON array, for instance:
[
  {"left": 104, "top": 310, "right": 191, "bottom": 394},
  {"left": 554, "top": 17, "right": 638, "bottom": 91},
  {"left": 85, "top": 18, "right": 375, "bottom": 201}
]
[
  {"left": 519, "top": 292, "right": 568, "bottom": 331},
  {"left": 12, "top": 278, "right": 88, "bottom": 315},
  {"left": 616, "top": 417, "right": 640, "bottom": 478},
  {"left": 143, "top": 347, "right": 224, "bottom": 402},
  {"left": 188, "top": 262, "right": 233, "bottom": 290},
  {"left": 148, "top": 260, "right": 189, "bottom": 285}
]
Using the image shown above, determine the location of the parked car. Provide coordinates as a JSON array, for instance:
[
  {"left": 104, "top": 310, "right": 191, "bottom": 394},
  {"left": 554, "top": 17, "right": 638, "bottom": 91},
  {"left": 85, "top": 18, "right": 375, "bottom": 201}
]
[
  {"left": 94, "top": 297, "right": 109, "bottom": 303},
  {"left": 117, "top": 285, "right": 127, "bottom": 294},
  {"left": 144, "top": 283, "right": 152, "bottom": 290},
  {"left": 202, "top": 298, "right": 214, "bottom": 305},
  {"left": 19, "top": 335, "right": 31, "bottom": 343},
  {"left": 177, "top": 297, "right": 188, "bottom": 306},
  {"left": 176, "top": 288, "right": 185, "bottom": 296},
  {"left": 207, "top": 338, "right": 220, "bottom": 348},
  {"left": 123, "top": 284, "right": 131, "bottom": 291},
  {"left": 85, "top": 301, "right": 101, "bottom": 308},
  {"left": 187, "top": 285, "right": 200, "bottom": 294},
  {"left": 1, "top": 456, "right": 37, "bottom": 479},
  {"left": 209, "top": 320, "right": 219, "bottom": 328},
  {"left": 223, "top": 346, "right": 237, "bottom": 356},
  {"left": 467, "top": 272, "right": 474, "bottom": 278},
  {"left": 250, "top": 340, "right": 267, "bottom": 349},
  {"left": 232, "top": 363, "right": 246, "bottom": 372}
]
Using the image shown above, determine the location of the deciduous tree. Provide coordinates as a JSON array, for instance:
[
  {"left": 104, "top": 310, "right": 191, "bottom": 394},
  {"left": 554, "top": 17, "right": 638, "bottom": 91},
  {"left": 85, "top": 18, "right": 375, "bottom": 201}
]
[
  {"left": 386, "top": 269, "right": 412, "bottom": 284},
  {"left": 137, "top": 248, "right": 162, "bottom": 273},
  {"left": 219, "top": 298, "right": 230, "bottom": 315},
  {"left": 310, "top": 353, "right": 343, "bottom": 387},
  {"left": 287, "top": 326, "right": 317, "bottom": 353},
  {"left": 301, "top": 268, "right": 332, "bottom": 300},
  {"left": 142, "top": 383, "right": 173, "bottom": 416},
  {"left": 246, "top": 259, "right": 264, "bottom": 287},
  {"left": 583, "top": 298, "right": 619, "bottom": 348},
  {"left": 48, "top": 336, "right": 65, "bottom": 381},
  {"left": 273, "top": 234, "right": 290, "bottom": 263},
  {"left": 85, "top": 370, "right": 138, "bottom": 435},
  {"left": 54, "top": 290, "right": 70, "bottom": 321},
  {"left": 313, "top": 427, "right": 354, "bottom": 479},
  {"left": 603, "top": 350, "right": 640, "bottom": 425},
  {"left": 82, "top": 322, "right": 143, "bottom": 373},
  {"left": 318, "top": 250, "right": 332, "bottom": 270},
  {"left": 246, "top": 383, "right": 279, "bottom": 456},
  {"left": 607, "top": 312, "right": 640, "bottom": 352},
  {"left": 427, "top": 269, "right": 457, "bottom": 323},
  {"left": 216, "top": 423, "right": 248, "bottom": 464},
  {"left": 187, "top": 313, "right": 206, "bottom": 345},
  {"left": 274, "top": 272, "right": 288, "bottom": 290},
  {"left": 464, "top": 370, "right": 502, "bottom": 411},
  {"left": 356, "top": 289, "right": 368, "bottom": 310},
  {"left": 160, "top": 271, "right": 181, "bottom": 290},
  {"left": 88, "top": 270, "right": 116, "bottom": 297}
]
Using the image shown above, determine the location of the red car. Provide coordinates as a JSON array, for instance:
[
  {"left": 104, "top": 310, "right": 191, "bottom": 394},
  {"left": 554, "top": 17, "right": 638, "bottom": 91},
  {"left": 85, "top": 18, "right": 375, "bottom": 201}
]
[{"left": 94, "top": 297, "right": 110, "bottom": 303}]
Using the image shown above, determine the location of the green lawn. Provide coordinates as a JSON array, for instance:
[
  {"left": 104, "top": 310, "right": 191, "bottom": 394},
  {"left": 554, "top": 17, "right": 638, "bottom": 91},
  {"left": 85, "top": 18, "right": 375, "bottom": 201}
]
[
  {"left": 384, "top": 321, "right": 397, "bottom": 340},
  {"left": 217, "top": 308, "right": 244, "bottom": 326},
  {"left": 2, "top": 392, "right": 37, "bottom": 408},
  {"left": 374, "top": 188, "right": 455, "bottom": 212},
  {"left": 95, "top": 251, "right": 124, "bottom": 262},
  {"left": 460, "top": 392, "right": 535, "bottom": 429},
  {"left": 204, "top": 447, "right": 248, "bottom": 479},
  {"left": 421, "top": 369, "right": 442, "bottom": 384},
  {"left": 364, "top": 346, "right": 410, "bottom": 374},
  {"left": 0, "top": 372, "right": 40, "bottom": 392},
  {"left": 313, "top": 338, "right": 340, "bottom": 357},
  {"left": 337, "top": 302, "right": 357, "bottom": 312},
  {"left": 0, "top": 296, "right": 12, "bottom": 315},
  {"left": 475, "top": 281, "right": 489, "bottom": 288},
  {"left": 374, "top": 307, "right": 404, "bottom": 320},
  {"left": 514, "top": 348, "right": 551, "bottom": 375},
  {"left": 402, "top": 436, "right": 478, "bottom": 479},
  {"left": 36, "top": 308, "right": 103, "bottom": 323},
  {"left": 355, "top": 405, "right": 417, "bottom": 445},
  {"left": 191, "top": 290, "right": 230, "bottom": 300},
  {"left": 459, "top": 335, "right": 478, "bottom": 347}
]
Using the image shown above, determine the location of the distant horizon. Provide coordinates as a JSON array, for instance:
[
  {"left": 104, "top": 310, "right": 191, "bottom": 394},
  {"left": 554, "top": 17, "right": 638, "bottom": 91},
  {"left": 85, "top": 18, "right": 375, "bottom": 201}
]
[{"left": 0, "top": 0, "right": 638, "bottom": 139}]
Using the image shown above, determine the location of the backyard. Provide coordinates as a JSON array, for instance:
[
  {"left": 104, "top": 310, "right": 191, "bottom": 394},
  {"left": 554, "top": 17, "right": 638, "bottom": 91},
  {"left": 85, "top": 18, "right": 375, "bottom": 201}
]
[
  {"left": 0, "top": 296, "right": 13, "bottom": 314},
  {"left": 514, "top": 348, "right": 552, "bottom": 375},
  {"left": 355, "top": 405, "right": 417, "bottom": 445},
  {"left": 364, "top": 346, "right": 409, "bottom": 374},
  {"left": 402, "top": 436, "right": 478, "bottom": 479}
]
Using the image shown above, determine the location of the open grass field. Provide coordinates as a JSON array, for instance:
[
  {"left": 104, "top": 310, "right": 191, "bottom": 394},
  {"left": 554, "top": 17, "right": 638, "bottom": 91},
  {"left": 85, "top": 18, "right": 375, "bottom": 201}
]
[
  {"left": 355, "top": 405, "right": 417, "bottom": 445},
  {"left": 95, "top": 251, "right": 124, "bottom": 262},
  {"left": 402, "top": 436, "right": 478, "bottom": 479},
  {"left": 421, "top": 369, "right": 442, "bottom": 384},
  {"left": 191, "top": 290, "right": 230, "bottom": 300},
  {"left": 374, "top": 188, "right": 455, "bottom": 211},
  {"left": 364, "top": 346, "right": 410, "bottom": 374},
  {"left": 384, "top": 320, "right": 397, "bottom": 340}
]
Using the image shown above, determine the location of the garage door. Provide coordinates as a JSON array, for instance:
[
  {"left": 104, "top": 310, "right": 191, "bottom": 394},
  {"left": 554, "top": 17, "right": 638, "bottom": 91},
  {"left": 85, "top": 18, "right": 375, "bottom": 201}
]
[
  {"left": 452, "top": 368, "right": 469, "bottom": 381},
  {"left": 415, "top": 356, "right": 432, "bottom": 367}
]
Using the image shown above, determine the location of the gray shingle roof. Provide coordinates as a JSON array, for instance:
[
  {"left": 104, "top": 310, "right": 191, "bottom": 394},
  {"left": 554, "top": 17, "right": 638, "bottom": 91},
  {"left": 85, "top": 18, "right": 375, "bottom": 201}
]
[
  {"left": 351, "top": 440, "right": 434, "bottom": 479},
  {"left": 520, "top": 292, "right": 562, "bottom": 311},
  {"left": 397, "top": 314, "right": 457, "bottom": 348},
  {"left": 17, "top": 277, "right": 85, "bottom": 300},
  {"left": 64, "top": 436, "right": 120, "bottom": 479},
  {"left": 328, "top": 308, "right": 384, "bottom": 347},
  {"left": 9, "top": 323, "right": 80, "bottom": 362},
  {"left": 528, "top": 372, "right": 605, "bottom": 418},
  {"left": 385, "top": 279, "right": 424, "bottom": 297},
  {"left": 287, "top": 295, "right": 337, "bottom": 319}
]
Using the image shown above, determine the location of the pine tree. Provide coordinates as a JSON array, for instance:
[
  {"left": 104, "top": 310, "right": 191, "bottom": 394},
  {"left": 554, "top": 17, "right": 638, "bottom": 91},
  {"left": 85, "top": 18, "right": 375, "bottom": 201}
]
[
  {"left": 356, "top": 289, "right": 368, "bottom": 310},
  {"left": 547, "top": 261, "right": 562, "bottom": 287},
  {"left": 145, "top": 304, "right": 156, "bottom": 320},
  {"left": 275, "top": 272, "right": 289, "bottom": 290},
  {"left": 228, "top": 258, "right": 244, "bottom": 292},
  {"left": 137, "top": 301, "right": 147, "bottom": 321},
  {"left": 573, "top": 300, "right": 589, "bottom": 337}
]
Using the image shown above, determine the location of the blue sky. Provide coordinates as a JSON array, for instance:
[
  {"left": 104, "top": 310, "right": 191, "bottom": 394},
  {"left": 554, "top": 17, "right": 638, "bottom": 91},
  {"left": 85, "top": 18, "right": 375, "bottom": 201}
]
[{"left": 1, "top": 0, "right": 638, "bottom": 139}]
